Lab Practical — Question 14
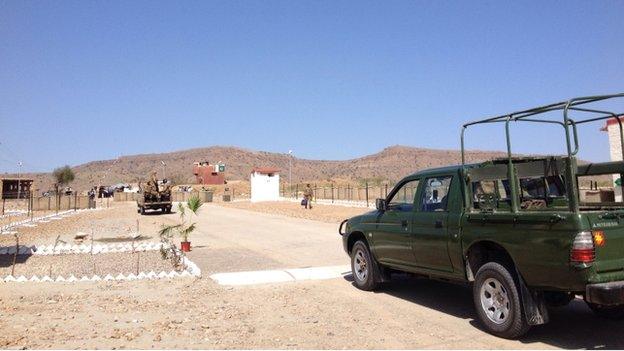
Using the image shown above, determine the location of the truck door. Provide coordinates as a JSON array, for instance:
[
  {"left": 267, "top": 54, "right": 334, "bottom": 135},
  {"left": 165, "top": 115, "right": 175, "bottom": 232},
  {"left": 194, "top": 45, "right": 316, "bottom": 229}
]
[
  {"left": 411, "top": 175, "right": 454, "bottom": 272},
  {"left": 373, "top": 179, "right": 420, "bottom": 266}
]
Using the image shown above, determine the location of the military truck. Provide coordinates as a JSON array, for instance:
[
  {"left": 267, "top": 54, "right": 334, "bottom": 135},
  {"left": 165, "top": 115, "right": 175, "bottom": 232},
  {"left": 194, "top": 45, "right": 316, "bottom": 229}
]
[
  {"left": 137, "top": 172, "right": 172, "bottom": 215},
  {"left": 339, "top": 93, "right": 624, "bottom": 338}
]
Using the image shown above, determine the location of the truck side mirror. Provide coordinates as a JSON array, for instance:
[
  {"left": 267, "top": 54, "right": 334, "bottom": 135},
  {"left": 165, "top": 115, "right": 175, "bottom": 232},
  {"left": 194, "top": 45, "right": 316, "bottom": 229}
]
[{"left": 376, "top": 198, "right": 386, "bottom": 211}]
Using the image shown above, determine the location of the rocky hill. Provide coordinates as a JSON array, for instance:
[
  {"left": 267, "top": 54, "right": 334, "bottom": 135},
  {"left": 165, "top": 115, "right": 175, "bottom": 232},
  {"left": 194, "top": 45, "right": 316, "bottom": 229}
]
[{"left": 14, "top": 145, "right": 510, "bottom": 192}]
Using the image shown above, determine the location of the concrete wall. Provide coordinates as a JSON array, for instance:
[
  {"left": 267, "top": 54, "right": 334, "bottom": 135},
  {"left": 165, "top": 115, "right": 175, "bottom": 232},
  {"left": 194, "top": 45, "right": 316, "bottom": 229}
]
[
  {"left": 172, "top": 191, "right": 213, "bottom": 203},
  {"left": 606, "top": 123, "right": 623, "bottom": 201},
  {"left": 31, "top": 195, "right": 92, "bottom": 211},
  {"left": 113, "top": 192, "right": 139, "bottom": 202}
]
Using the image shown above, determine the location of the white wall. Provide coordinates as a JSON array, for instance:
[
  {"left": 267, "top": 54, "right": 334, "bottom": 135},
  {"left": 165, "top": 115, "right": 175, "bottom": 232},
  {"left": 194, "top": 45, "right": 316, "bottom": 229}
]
[
  {"left": 606, "top": 123, "right": 623, "bottom": 201},
  {"left": 250, "top": 172, "right": 280, "bottom": 202}
]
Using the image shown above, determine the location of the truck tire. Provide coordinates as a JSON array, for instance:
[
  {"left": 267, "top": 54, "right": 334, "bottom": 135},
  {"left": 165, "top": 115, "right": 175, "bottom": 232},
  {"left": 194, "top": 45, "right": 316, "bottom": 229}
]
[
  {"left": 473, "top": 262, "right": 530, "bottom": 339},
  {"left": 140, "top": 206, "right": 146, "bottom": 215},
  {"left": 587, "top": 303, "right": 624, "bottom": 320},
  {"left": 350, "top": 241, "right": 378, "bottom": 291}
]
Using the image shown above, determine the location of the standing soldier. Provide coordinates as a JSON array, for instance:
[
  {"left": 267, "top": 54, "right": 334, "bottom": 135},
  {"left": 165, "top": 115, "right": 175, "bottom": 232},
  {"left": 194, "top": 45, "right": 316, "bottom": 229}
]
[
  {"left": 303, "top": 184, "right": 313, "bottom": 210},
  {"left": 88, "top": 187, "right": 96, "bottom": 209}
]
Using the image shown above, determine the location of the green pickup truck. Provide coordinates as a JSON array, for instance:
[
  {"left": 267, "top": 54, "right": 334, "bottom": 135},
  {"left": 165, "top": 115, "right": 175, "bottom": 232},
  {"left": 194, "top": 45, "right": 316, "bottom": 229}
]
[{"left": 339, "top": 93, "right": 624, "bottom": 338}]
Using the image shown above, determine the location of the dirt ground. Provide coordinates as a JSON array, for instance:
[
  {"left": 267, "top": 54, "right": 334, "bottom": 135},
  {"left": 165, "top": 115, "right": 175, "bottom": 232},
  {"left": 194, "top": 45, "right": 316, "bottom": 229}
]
[
  {"left": 217, "top": 200, "right": 370, "bottom": 223},
  {"left": 0, "top": 203, "right": 165, "bottom": 247},
  {"left": 0, "top": 251, "right": 172, "bottom": 278},
  {"left": 2, "top": 201, "right": 624, "bottom": 349}
]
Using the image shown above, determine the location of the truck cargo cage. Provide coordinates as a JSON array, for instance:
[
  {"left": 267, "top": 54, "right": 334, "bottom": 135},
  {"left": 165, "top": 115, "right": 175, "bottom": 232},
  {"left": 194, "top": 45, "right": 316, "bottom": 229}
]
[{"left": 460, "top": 93, "right": 624, "bottom": 213}]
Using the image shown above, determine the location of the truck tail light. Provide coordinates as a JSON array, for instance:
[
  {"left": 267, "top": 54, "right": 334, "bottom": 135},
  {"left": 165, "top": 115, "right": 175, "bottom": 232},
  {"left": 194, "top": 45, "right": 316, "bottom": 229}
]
[
  {"left": 571, "top": 231, "right": 595, "bottom": 263},
  {"left": 593, "top": 230, "right": 606, "bottom": 247}
]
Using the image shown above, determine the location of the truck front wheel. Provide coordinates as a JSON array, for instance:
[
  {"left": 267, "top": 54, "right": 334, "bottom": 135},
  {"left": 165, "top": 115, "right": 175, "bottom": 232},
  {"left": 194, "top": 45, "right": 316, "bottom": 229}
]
[
  {"left": 350, "top": 241, "right": 378, "bottom": 291},
  {"left": 473, "top": 262, "right": 530, "bottom": 339}
]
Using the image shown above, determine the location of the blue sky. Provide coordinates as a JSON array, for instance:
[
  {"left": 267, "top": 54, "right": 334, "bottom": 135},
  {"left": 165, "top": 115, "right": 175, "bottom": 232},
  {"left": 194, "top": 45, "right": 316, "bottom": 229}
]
[{"left": 1, "top": 0, "right": 623, "bottom": 173}]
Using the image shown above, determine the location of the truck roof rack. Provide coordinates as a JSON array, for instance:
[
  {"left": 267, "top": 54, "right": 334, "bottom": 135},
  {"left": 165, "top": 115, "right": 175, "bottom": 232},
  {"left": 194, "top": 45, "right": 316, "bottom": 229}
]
[
  {"left": 460, "top": 93, "right": 624, "bottom": 213},
  {"left": 461, "top": 93, "right": 624, "bottom": 165}
]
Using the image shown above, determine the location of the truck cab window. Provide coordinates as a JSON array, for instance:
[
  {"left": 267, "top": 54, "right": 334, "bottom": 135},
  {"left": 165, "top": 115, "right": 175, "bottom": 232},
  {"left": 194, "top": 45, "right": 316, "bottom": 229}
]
[
  {"left": 519, "top": 175, "right": 568, "bottom": 210},
  {"left": 420, "top": 176, "right": 452, "bottom": 212},
  {"left": 387, "top": 179, "right": 419, "bottom": 212}
]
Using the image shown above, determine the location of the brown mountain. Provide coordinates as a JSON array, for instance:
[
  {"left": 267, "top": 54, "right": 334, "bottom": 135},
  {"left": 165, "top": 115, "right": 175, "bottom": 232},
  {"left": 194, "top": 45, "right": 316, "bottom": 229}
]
[{"left": 15, "top": 145, "right": 509, "bottom": 192}]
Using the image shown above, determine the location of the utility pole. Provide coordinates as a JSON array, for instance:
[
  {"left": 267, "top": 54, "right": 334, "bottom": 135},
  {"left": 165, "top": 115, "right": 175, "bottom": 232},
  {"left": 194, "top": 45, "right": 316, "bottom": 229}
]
[
  {"left": 17, "top": 161, "right": 22, "bottom": 199},
  {"left": 288, "top": 150, "right": 293, "bottom": 198}
]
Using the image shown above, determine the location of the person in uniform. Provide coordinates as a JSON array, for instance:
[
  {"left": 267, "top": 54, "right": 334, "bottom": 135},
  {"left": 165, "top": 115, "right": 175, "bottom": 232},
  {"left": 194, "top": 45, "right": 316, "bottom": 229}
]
[{"left": 303, "top": 184, "right": 313, "bottom": 210}]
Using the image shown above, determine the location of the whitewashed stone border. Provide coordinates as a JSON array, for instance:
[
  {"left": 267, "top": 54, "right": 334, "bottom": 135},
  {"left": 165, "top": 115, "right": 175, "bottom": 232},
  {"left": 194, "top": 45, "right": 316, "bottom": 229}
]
[
  {"left": 1, "top": 269, "right": 197, "bottom": 284},
  {"left": 0, "top": 208, "right": 104, "bottom": 233},
  {"left": 0, "top": 251, "right": 201, "bottom": 284},
  {"left": 0, "top": 241, "right": 164, "bottom": 256},
  {"left": 0, "top": 210, "right": 28, "bottom": 219}
]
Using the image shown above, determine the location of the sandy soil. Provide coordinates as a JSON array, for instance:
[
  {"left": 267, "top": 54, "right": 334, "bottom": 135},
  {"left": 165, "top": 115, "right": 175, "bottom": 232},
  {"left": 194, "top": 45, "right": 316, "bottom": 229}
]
[
  {"left": 0, "top": 210, "right": 59, "bottom": 228},
  {"left": 3, "top": 276, "right": 624, "bottom": 349},
  {"left": 216, "top": 201, "right": 369, "bottom": 223},
  {"left": 0, "top": 203, "right": 172, "bottom": 247}
]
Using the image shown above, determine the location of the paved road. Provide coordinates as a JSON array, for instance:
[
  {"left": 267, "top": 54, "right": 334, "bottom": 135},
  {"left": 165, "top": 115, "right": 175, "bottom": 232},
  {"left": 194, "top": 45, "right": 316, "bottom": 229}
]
[{"left": 186, "top": 204, "right": 348, "bottom": 274}]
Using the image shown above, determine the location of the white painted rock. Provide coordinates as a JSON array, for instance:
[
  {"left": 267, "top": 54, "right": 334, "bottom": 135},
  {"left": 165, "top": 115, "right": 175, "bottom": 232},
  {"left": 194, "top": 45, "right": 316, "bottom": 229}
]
[
  {"left": 167, "top": 271, "right": 179, "bottom": 278},
  {"left": 180, "top": 270, "right": 191, "bottom": 277}
]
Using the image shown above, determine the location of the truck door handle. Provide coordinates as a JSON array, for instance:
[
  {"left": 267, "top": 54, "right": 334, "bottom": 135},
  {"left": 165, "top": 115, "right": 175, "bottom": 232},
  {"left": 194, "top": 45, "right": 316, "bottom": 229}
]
[
  {"left": 435, "top": 220, "right": 443, "bottom": 228},
  {"left": 401, "top": 220, "right": 408, "bottom": 228}
]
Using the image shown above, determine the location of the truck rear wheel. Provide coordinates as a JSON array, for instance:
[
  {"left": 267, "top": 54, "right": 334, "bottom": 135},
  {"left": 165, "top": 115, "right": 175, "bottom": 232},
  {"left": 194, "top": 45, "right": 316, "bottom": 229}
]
[
  {"left": 350, "top": 241, "right": 378, "bottom": 291},
  {"left": 473, "top": 262, "right": 530, "bottom": 339},
  {"left": 587, "top": 303, "right": 624, "bottom": 320}
]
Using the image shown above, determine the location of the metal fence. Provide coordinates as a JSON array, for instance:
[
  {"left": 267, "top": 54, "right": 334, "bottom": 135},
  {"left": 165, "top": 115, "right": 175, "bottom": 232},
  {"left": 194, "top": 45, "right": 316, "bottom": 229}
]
[
  {"left": 2, "top": 192, "right": 96, "bottom": 216},
  {"left": 281, "top": 182, "right": 411, "bottom": 206}
]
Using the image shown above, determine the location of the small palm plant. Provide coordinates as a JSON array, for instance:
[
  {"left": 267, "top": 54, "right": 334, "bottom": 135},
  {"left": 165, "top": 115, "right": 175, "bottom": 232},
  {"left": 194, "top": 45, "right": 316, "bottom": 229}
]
[{"left": 159, "top": 195, "right": 203, "bottom": 263}]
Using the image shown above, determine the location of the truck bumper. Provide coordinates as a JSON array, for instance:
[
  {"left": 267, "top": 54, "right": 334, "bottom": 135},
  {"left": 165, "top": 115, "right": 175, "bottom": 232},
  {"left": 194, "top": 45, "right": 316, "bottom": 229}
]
[{"left": 586, "top": 281, "right": 624, "bottom": 306}]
